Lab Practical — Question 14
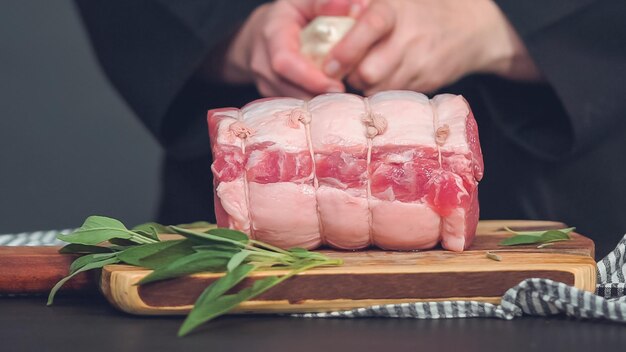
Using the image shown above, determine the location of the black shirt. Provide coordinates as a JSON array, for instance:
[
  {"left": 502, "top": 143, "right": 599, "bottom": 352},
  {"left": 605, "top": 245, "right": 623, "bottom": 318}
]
[{"left": 75, "top": 0, "right": 626, "bottom": 258}]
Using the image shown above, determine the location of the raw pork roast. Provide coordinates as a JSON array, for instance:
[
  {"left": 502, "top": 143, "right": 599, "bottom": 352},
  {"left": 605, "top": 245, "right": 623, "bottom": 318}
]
[{"left": 207, "top": 91, "right": 483, "bottom": 252}]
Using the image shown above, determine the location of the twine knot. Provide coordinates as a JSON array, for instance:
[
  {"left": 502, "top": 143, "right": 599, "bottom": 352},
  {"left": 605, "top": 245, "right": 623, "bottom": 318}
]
[
  {"left": 285, "top": 108, "right": 312, "bottom": 129},
  {"left": 363, "top": 113, "right": 387, "bottom": 138},
  {"left": 435, "top": 124, "right": 450, "bottom": 146},
  {"left": 229, "top": 121, "right": 254, "bottom": 139}
]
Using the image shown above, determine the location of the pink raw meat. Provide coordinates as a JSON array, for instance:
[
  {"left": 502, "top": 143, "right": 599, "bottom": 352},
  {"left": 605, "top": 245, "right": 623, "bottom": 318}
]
[
  {"left": 207, "top": 91, "right": 484, "bottom": 251},
  {"left": 309, "top": 94, "right": 371, "bottom": 249}
]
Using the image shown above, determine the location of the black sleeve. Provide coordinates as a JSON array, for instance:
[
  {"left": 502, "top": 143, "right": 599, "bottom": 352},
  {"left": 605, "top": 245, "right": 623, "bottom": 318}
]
[
  {"left": 74, "top": 0, "right": 267, "bottom": 158},
  {"left": 484, "top": 0, "right": 626, "bottom": 160}
]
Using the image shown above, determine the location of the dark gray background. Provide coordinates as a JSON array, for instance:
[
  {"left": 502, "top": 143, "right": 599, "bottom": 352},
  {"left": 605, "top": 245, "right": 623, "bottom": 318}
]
[{"left": 1, "top": 1, "right": 161, "bottom": 233}]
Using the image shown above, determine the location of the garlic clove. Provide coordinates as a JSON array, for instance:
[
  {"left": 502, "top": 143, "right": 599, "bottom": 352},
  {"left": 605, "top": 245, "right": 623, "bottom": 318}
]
[{"left": 300, "top": 16, "right": 355, "bottom": 68}]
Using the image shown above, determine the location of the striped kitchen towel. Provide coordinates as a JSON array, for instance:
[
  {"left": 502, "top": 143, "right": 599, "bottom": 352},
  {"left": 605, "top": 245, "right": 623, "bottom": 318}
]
[
  {"left": 297, "top": 234, "right": 626, "bottom": 321},
  {"left": 0, "top": 229, "right": 71, "bottom": 246},
  {"left": 1, "top": 230, "right": 625, "bottom": 322}
]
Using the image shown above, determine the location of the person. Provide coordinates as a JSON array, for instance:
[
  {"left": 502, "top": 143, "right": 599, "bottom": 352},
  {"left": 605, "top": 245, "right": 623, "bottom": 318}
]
[{"left": 75, "top": 0, "right": 626, "bottom": 258}]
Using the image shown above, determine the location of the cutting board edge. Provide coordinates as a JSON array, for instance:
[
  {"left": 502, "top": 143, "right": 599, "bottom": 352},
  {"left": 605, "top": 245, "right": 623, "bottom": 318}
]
[
  {"left": 102, "top": 254, "right": 597, "bottom": 277},
  {"left": 101, "top": 260, "right": 596, "bottom": 316},
  {"left": 104, "top": 296, "right": 506, "bottom": 316}
]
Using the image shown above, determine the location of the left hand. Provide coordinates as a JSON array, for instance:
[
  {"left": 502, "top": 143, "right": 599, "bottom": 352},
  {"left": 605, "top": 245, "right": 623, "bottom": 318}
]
[
  {"left": 221, "top": 0, "right": 364, "bottom": 98},
  {"left": 323, "top": 0, "right": 542, "bottom": 95}
]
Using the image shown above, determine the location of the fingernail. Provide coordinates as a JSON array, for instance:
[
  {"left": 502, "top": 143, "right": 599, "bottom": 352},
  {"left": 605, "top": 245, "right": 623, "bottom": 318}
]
[
  {"left": 326, "top": 85, "right": 343, "bottom": 93},
  {"left": 324, "top": 60, "right": 341, "bottom": 76}
]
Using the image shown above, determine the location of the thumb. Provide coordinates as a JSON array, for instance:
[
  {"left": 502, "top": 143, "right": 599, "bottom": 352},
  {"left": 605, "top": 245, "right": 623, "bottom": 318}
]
[{"left": 323, "top": 0, "right": 395, "bottom": 78}]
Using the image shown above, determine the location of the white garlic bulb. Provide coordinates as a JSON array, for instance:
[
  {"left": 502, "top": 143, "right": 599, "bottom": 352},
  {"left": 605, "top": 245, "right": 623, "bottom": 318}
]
[{"left": 300, "top": 16, "right": 355, "bottom": 68}]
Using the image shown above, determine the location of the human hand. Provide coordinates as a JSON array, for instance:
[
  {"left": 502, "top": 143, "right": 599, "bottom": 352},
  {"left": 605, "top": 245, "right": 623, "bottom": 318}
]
[
  {"left": 323, "top": 0, "right": 542, "bottom": 95},
  {"left": 220, "top": 0, "right": 362, "bottom": 99}
]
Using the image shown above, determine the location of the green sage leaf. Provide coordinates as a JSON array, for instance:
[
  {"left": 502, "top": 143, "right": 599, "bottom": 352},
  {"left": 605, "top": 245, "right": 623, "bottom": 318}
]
[
  {"left": 177, "top": 221, "right": 217, "bottom": 230},
  {"left": 138, "top": 252, "right": 231, "bottom": 285},
  {"left": 47, "top": 256, "right": 120, "bottom": 305},
  {"left": 116, "top": 240, "right": 189, "bottom": 268},
  {"left": 179, "top": 275, "right": 280, "bottom": 337},
  {"left": 193, "top": 244, "right": 241, "bottom": 253},
  {"left": 57, "top": 216, "right": 134, "bottom": 245},
  {"left": 195, "top": 264, "right": 256, "bottom": 304},
  {"left": 170, "top": 226, "right": 247, "bottom": 247},
  {"left": 178, "top": 264, "right": 258, "bottom": 336},
  {"left": 81, "top": 215, "right": 127, "bottom": 230},
  {"left": 134, "top": 230, "right": 160, "bottom": 242},
  {"left": 49, "top": 215, "right": 345, "bottom": 338},
  {"left": 136, "top": 240, "right": 200, "bottom": 269},
  {"left": 57, "top": 228, "right": 133, "bottom": 245},
  {"left": 504, "top": 226, "right": 575, "bottom": 237},
  {"left": 69, "top": 252, "right": 117, "bottom": 274},
  {"left": 108, "top": 238, "right": 138, "bottom": 246},
  {"left": 288, "top": 247, "right": 327, "bottom": 260},
  {"left": 205, "top": 228, "right": 249, "bottom": 243},
  {"left": 132, "top": 222, "right": 171, "bottom": 235},
  {"left": 59, "top": 244, "right": 114, "bottom": 254},
  {"left": 227, "top": 250, "right": 253, "bottom": 272},
  {"left": 288, "top": 247, "right": 310, "bottom": 256},
  {"left": 500, "top": 227, "right": 575, "bottom": 246},
  {"left": 177, "top": 259, "right": 340, "bottom": 336}
]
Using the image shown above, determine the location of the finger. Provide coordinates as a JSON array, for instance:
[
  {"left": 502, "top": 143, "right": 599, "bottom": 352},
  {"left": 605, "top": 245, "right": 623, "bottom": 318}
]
[
  {"left": 286, "top": 0, "right": 357, "bottom": 18},
  {"left": 250, "top": 26, "right": 344, "bottom": 97},
  {"left": 251, "top": 38, "right": 325, "bottom": 99},
  {"left": 264, "top": 6, "right": 345, "bottom": 93},
  {"left": 406, "top": 75, "right": 445, "bottom": 95},
  {"left": 313, "top": 0, "right": 370, "bottom": 17},
  {"left": 314, "top": 0, "right": 354, "bottom": 16},
  {"left": 323, "top": 0, "right": 396, "bottom": 78},
  {"left": 345, "top": 39, "right": 404, "bottom": 90},
  {"left": 357, "top": 53, "right": 416, "bottom": 95},
  {"left": 402, "top": 54, "right": 450, "bottom": 94}
]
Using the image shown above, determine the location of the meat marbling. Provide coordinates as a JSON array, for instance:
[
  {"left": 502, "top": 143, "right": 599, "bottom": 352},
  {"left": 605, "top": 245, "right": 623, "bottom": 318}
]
[{"left": 208, "top": 91, "right": 484, "bottom": 252}]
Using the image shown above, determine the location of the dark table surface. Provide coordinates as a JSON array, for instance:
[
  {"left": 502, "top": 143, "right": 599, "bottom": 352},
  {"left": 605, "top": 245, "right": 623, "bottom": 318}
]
[{"left": 2, "top": 294, "right": 625, "bottom": 351}]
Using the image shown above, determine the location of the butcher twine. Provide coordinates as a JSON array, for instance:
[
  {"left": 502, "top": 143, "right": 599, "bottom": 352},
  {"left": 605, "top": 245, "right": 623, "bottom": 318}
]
[
  {"left": 2, "top": 230, "right": 625, "bottom": 323},
  {"left": 285, "top": 102, "right": 326, "bottom": 246},
  {"left": 231, "top": 112, "right": 256, "bottom": 240},
  {"left": 429, "top": 100, "right": 446, "bottom": 246},
  {"left": 362, "top": 97, "right": 387, "bottom": 248}
]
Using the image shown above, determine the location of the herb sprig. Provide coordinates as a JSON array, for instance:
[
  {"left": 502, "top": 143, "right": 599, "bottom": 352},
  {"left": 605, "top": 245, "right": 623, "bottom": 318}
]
[
  {"left": 48, "top": 216, "right": 342, "bottom": 336},
  {"left": 499, "top": 226, "right": 575, "bottom": 246}
]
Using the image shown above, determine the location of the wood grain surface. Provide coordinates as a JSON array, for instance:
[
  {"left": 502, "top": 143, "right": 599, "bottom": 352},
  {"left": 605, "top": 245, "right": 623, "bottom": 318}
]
[
  {"left": 99, "top": 220, "right": 597, "bottom": 315},
  {"left": 0, "top": 247, "right": 93, "bottom": 294}
]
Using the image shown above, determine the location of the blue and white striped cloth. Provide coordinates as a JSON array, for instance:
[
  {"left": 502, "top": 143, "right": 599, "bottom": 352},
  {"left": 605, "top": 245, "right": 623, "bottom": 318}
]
[
  {"left": 0, "top": 229, "right": 71, "bottom": 246},
  {"left": 296, "top": 234, "right": 626, "bottom": 322},
  {"left": 1, "top": 230, "right": 625, "bottom": 322}
]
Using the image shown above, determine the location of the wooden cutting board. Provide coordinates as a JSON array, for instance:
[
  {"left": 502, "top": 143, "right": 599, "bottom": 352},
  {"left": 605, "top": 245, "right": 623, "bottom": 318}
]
[
  {"left": 0, "top": 247, "right": 93, "bottom": 295},
  {"left": 100, "top": 220, "right": 596, "bottom": 315}
]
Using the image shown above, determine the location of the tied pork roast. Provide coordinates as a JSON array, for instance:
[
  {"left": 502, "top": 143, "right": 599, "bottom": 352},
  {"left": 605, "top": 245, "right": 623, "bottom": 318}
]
[{"left": 208, "top": 91, "right": 484, "bottom": 252}]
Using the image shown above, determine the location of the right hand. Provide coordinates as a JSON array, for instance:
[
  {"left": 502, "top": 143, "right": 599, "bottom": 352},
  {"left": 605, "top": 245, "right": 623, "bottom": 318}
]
[
  {"left": 322, "top": 0, "right": 542, "bottom": 95},
  {"left": 221, "top": 0, "right": 359, "bottom": 99}
]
